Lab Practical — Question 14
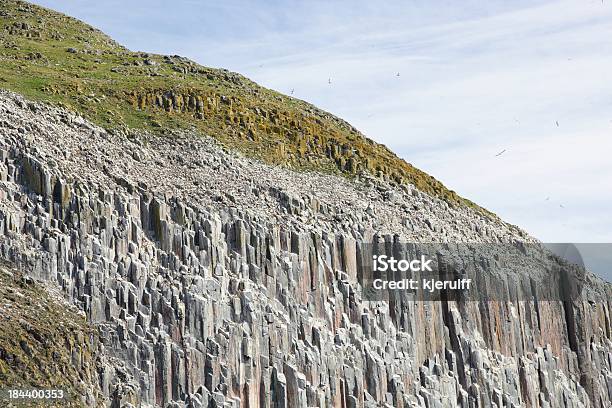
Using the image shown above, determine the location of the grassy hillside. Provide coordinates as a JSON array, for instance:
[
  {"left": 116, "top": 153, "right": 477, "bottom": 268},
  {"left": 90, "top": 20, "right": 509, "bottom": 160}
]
[
  {"left": 0, "top": 0, "right": 485, "bottom": 212},
  {"left": 0, "top": 262, "right": 102, "bottom": 407}
]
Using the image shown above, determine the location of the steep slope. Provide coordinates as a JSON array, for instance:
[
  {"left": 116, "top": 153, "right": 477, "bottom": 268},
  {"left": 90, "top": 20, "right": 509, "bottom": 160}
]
[
  {"left": 0, "top": 91, "right": 610, "bottom": 408},
  {"left": 0, "top": 261, "right": 102, "bottom": 407},
  {"left": 0, "top": 0, "right": 482, "bottom": 211},
  {"left": 0, "top": 1, "right": 611, "bottom": 408}
]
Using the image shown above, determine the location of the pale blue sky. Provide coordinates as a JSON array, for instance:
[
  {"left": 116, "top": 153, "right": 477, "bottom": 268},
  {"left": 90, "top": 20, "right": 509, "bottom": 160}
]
[{"left": 31, "top": 0, "right": 612, "bottom": 246}]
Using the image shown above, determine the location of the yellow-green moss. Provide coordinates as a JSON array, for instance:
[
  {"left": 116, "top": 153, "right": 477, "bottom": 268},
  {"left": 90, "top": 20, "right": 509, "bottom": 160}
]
[
  {"left": 0, "top": 262, "right": 102, "bottom": 407},
  {"left": 0, "top": 0, "right": 489, "bottom": 215}
]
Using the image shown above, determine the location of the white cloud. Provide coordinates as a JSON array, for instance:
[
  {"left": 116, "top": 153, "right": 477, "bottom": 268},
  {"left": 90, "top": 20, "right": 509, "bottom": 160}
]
[{"left": 32, "top": 0, "right": 612, "bottom": 244}]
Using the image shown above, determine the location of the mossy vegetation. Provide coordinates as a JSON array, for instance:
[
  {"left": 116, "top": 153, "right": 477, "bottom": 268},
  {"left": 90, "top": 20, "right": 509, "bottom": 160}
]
[
  {"left": 0, "top": 0, "right": 486, "bottom": 213},
  {"left": 0, "top": 262, "right": 102, "bottom": 407}
]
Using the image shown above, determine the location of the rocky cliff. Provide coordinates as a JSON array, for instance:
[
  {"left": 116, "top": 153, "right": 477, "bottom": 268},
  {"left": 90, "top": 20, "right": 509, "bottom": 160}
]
[
  {"left": 0, "top": 0, "right": 483, "bottom": 210},
  {"left": 1, "top": 1, "right": 611, "bottom": 407},
  {"left": 0, "top": 90, "right": 610, "bottom": 407}
]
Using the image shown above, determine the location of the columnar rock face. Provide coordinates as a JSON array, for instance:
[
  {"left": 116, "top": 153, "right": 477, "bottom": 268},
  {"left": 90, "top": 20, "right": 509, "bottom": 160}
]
[{"left": 0, "top": 91, "right": 610, "bottom": 407}]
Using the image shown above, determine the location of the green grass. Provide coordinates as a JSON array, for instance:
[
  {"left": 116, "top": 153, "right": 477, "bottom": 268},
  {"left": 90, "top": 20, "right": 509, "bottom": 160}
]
[
  {"left": 0, "top": 262, "right": 102, "bottom": 407},
  {"left": 0, "top": 0, "right": 489, "bottom": 214}
]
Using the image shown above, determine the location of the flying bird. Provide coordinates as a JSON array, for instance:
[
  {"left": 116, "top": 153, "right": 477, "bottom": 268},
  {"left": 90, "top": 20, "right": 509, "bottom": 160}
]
[
  {"left": 495, "top": 149, "right": 506, "bottom": 157},
  {"left": 328, "top": 78, "right": 332, "bottom": 84},
  {"left": 290, "top": 88, "right": 294, "bottom": 95},
  {"left": 396, "top": 72, "right": 400, "bottom": 77},
  {"left": 545, "top": 197, "right": 550, "bottom": 201},
  {"left": 560, "top": 204, "right": 565, "bottom": 208},
  {"left": 555, "top": 121, "right": 559, "bottom": 127}
]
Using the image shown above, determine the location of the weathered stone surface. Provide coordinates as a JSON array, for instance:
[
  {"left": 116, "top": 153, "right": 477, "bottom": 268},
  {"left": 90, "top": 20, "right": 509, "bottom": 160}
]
[{"left": 0, "top": 90, "right": 610, "bottom": 407}]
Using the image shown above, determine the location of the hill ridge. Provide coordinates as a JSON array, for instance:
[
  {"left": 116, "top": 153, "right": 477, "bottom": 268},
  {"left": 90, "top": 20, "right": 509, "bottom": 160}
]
[
  {"left": 0, "top": 0, "right": 486, "bottom": 213},
  {"left": 0, "top": 89, "right": 610, "bottom": 407}
]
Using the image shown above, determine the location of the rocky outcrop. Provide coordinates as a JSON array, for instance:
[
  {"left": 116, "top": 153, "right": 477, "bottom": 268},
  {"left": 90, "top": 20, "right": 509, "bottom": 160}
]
[
  {"left": 0, "top": 0, "right": 475, "bottom": 209},
  {"left": 0, "top": 91, "right": 610, "bottom": 407},
  {"left": 124, "top": 86, "right": 448, "bottom": 193}
]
